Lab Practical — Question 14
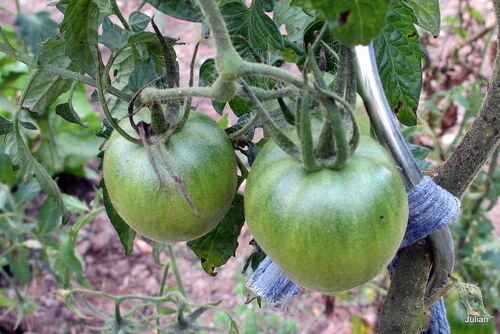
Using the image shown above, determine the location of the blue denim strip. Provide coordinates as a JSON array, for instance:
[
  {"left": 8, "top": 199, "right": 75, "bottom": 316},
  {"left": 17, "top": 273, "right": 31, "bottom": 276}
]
[{"left": 245, "top": 176, "right": 460, "bottom": 334}]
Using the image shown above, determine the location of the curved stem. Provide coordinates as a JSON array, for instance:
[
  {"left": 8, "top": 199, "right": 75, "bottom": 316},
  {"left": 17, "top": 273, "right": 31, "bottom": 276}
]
[
  {"left": 139, "top": 86, "right": 215, "bottom": 105},
  {"left": 95, "top": 49, "right": 141, "bottom": 144},
  {"left": 110, "top": 0, "right": 130, "bottom": 30},
  {"left": 198, "top": 0, "right": 245, "bottom": 79},
  {"left": 298, "top": 94, "right": 320, "bottom": 172},
  {"left": 229, "top": 113, "right": 259, "bottom": 140},
  {"left": 277, "top": 98, "right": 295, "bottom": 125},
  {"left": 240, "top": 62, "right": 306, "bottom": 89},
  {"left": 167, "top": 244, "right": 187, "bottom": 299},
  {"left": 240, "top": 80, "right": 301, "bottom": 160}
]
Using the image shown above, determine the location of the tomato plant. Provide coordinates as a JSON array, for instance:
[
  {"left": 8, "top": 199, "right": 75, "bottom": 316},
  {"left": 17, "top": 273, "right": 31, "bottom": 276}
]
[
  {"left": 245, "top": 135, "right": 408, "bottom": 293},
  {"left": 103, "top": 112, "right": 238, "bottom": 243}
]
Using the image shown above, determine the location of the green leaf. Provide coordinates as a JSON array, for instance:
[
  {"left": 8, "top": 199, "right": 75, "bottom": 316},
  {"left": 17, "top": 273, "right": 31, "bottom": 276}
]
[
  {"left": 128, "top": 56, "right": 157, "bottom": 93},
  {"left": 9, "top": 248, "right": 31, "bottom": 286},
  {"left": 99, "top": 16, "right": 131, "bottom": 51},
  {"left": 407, "top": 0, "right": 441, "bottom": 37},
  {"left": 199, "top": 58, "right": 226, "bottom": 114},
  {"left": 63, "top": 194, "right": 90, "bottom": 214},
  {"left": 14, "top": 12, "right": 58, "bottom": 54},
  {"left": 37, "top": 197, "right": 63, "bottom": 235},
  {"left": 129, "top": 11, "right": 151, "bottom": 32},
  {"left": 257, "top": 0, "right": 275, "bottom": 12},
  {"left": 20, "top": 121, "right": 37, "bottom": 130},
  {"left": 407, "top": 142, "right": 433, "bottom": 170},
  {"left": 0, "top": 115, "right": 13, "bottom": 135},
  {"left": 55, "top": 102, "right": 88, "bottom": 128},
  {"left": 13, "top": 179, "right": 41, "bottom": 203},
  {"left": 373, "top": 1, "right": 424, "bottom": 126},
  {"left": 59, "top": 0, "right": 101, "bottom": 77},
  {"left": 221, "top": 1, "right": 284, "bottom": 59},
  {"left": 145, "top": 0, "right": 203, "bottom": 22},
  {"left": 274, "top": 0, "right": 315, "bottom": 44},
  {"left": 187, "top": 194, "right": 245, "bottom": 276},
  {"left": 4, "top": 120, "right": 69, "bottom": 223},
  {"left": 101, "top": 179, "right": 136, "bottom": 255},
  {"left": 291, "top": 0, "right": 316, "bottom": 14},
  {"left": 308, "top": 0, "right": 390, "bottom": 46},
  {"left": 23, "top": 38, "right": 74, "bottom": 115}
]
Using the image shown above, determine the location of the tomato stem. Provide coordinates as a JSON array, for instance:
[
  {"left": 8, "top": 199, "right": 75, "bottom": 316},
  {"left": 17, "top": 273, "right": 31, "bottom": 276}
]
[
  {"left": 240, "top": 80, "right": 301, "bottom": 160},
  {"left": 297, "top": 80, "right": 321, "bottom": 172},
  {"left": 151, "top": 102, "right": 169, "bottom": 135},
  {"left": 167, "top": 244, "right": 187, "bottom": 299},
  {"left": 95, "top": 47, "right": 141, "bottom": 145}
]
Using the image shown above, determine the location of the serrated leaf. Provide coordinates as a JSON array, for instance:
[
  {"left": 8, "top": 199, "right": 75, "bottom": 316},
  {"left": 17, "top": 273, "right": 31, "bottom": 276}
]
[
  {"left": 14, "top": 12, "right": 58, "bottom": 54},
  {"left": 128, "top": 56, "right": 156, "bottom": 92},
  {"left": 23, "top": 38, "right": 74, "bottom": 115},
  {"left": 407, "top": 0, "right": 441, "bottom": 37},
  {"left": 0, "top": 115, "right": 13, "bottom": 135},
  {"left": 373, "top": 1, "right": 424, "bottom": 126},
  {"left": 221, "top": 1, "right": 284, "bottom": 59},
  {"left": 59, "top": 0, "right": 101, "bottom": 77},
  {"left": 308, "top": 0, "right": 390, "bottom": 46},
  {"left": 101, "top": 179, "right": 136, "bottom": 255},
  {"left": 99, "top": 16, "right": 131, "bottom": 51},
  {"left": 145, "top": 0, "right": 203, "bottom": 22},
  {"left": 4, "top": 120, "right": 69, "bottom": 223},
  {"left": 129, "top": 11, "right": 150, "bottom": 32},
  {"left": 187, "top": 194, "right": 245, "bottom": 276},
  {"left": 55, "top": 102, "right": 88, "bottom": 128}
]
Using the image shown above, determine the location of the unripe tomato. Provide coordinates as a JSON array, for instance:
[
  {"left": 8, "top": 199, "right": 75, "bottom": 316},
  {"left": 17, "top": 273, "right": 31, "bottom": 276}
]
[
  {"left": 103, "top": 112, "right": 238, "bottom": 243},
  {"left": 245, "top": 135, "right": 408, "bottom": 293}
]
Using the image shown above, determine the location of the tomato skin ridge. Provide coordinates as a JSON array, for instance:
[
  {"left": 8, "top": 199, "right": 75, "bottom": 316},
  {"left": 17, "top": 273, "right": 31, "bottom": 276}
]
[
  {"left": 103, "top": 112, "right": 238, "bottom": 243},
  {"left": 245, "top": 135, "right": 409, "bottom": 294}
]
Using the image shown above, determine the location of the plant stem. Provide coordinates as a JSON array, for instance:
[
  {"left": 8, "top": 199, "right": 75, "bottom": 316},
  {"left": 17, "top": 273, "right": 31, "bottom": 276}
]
[
  {"left": 95, "top": 49, "right": 141, "bottom": 144},
  {"left": 229, "top": 113, "right": 259, "bottom": 140},
  {"left": 155, "top": 263, "right": 170, "bottom": 332},
  {"left": 198, "top": 0, "right": 244, "bottom": 79},
  {"left": 110, "top": 0, "right": 131, "bottom": 30},
  {"left": 167, "top": 244, "right": 187, "bottom": 299},
  {"left": 138, "top": 0, "right": 147, "bottom": 11},
  {"left": 240, "top": 80, "right": 301, "bottom": 160},
  {"left": 0, "top": 43, "right": 132, "bottom": 102}
]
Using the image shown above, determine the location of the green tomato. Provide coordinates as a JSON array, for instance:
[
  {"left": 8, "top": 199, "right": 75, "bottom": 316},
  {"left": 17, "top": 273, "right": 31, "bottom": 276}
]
[
  {"left": 245, "top": 135, "right": 408, "bottom": 293},
  {"left": 103, "top": 112, "right": 238, "bottom": 243}
]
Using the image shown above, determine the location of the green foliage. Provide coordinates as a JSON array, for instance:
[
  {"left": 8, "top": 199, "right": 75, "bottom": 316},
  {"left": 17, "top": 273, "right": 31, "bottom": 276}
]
[
  {"left": 373, "top": 1, "right": 424, "bottom": 126},
  {"left": 306, "top": 0, "right": 390, "bottom": 46},
  {"left": 187, "top": 194, "right": 245, "bottom": 276}
]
